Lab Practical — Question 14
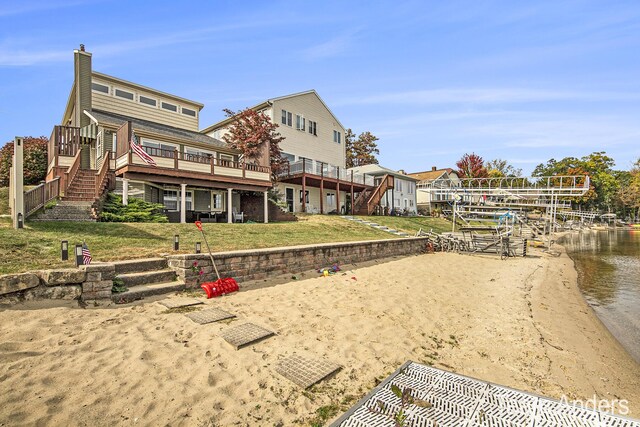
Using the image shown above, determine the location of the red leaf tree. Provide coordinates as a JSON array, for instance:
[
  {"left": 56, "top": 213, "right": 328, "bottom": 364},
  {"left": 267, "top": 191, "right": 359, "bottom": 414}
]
[
  {"left": 456, "top": 152, "right": 488, "bottom": 179},
  {"left": 222, "top": 108, "right": 286, "bottom": 182},
  {"left": 0, "top": 136, "right": 49, "bottom": 187}
]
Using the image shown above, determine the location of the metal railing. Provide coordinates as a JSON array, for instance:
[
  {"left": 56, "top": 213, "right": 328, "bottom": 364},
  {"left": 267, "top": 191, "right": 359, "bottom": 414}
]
[{"left": 281, "top": 159, "right": 375, "bottom": 186}]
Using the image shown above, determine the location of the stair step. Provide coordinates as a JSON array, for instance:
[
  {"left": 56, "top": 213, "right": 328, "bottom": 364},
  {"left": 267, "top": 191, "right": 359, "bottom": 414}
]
[
  {"left": 116, "top": 269, "right": 176, "bottom": 287},
  {"left": 113, "top": 257, "right": 168, "bottom": 275},
  {"left": 111, "top": 280, "right": 186, "bottom": 304},
  {"left": 63, "top": 197, "right": 96, "bottom": 201}
]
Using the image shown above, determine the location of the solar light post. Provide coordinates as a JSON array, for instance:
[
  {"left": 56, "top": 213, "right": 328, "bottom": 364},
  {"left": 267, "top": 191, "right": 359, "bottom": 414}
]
[
  {"left": 174, "top": 235, "right": 179, "bottom": 251},
  {"left": 75, "top": 244, "right": 83, "bottom": 267},
  {"left": 195, "top": 242, "right": 201, "bottom": 254},
  {"left": 61, "top": 240, "right": 68, "bottom": 261}
]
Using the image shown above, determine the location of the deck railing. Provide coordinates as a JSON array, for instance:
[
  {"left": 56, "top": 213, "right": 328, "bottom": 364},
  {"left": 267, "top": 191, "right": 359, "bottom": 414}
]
[
  {"left": 24, "top": 177, "right": 60, "bottom": 217},
  {"left": 64, "top": 148, "right": 82, "bottom": 194},
  {"left": 49, "top": 126, "right": 82, "bottom": 166},
  {"left": 281, "top": 159, "right": 375, "bottom": 186},
  {"left": 95, "top": 150, "right": 112, "bottom": 198}
]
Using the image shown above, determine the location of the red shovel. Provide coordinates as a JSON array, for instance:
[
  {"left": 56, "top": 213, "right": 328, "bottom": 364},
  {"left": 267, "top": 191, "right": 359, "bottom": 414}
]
[{"left": 195, "top": 221, "right": 239, "bottom": 298}]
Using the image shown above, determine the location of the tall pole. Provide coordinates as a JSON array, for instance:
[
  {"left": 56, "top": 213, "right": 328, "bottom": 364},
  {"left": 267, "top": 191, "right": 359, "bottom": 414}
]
[
  {"left": 452, "top": 199, "right": 457, "bottom": 233},
  {"left": 12, "top": 137, "right": 24, "bottom": 229}
]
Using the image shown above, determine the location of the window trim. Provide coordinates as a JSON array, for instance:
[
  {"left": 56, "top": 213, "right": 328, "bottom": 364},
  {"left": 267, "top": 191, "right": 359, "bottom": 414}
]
[
  {"left": 181, "top": 107, "right": 197, "bottom": 117},
  {"left": 161, "top": 101, "right": 178, "bottom": 112},
  {"left": 91, "top": 82, "right": 110, "bottom": 95},
  {"left": 114, "top": 88, "right": 135, "bottom": 101},
  {"left": 308, "top": 120, "right": 317, "bottom": 136},
  {"left": 139, "top": 95, "right": 158, "bottom": 108}
]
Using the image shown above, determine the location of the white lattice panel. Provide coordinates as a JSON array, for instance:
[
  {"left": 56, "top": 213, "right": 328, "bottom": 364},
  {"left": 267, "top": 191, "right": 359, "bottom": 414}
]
[{"left": 331, "top": 362, "right": 640, "bottom": 427}]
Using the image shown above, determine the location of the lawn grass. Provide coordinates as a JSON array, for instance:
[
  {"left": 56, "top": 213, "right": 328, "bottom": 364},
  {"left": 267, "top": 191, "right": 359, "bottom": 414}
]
[
  {"left": 354, "top": 215, "right": 452, "bottom": 234},
  {"left": 0, "top": 215, "right": 396, "bottom": 275}
]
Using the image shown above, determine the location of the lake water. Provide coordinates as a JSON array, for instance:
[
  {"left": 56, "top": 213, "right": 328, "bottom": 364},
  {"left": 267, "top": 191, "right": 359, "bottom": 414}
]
[{"left": 561, "top": 229, "right": 640, "bottom": 364}]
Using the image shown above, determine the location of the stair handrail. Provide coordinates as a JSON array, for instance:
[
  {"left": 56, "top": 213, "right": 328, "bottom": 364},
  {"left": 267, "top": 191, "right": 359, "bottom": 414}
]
[
  {"left": 64, "top": 147, "right": 83, "bottom": 195},
  {"left": 23, "top": 177, "right": 61, "bottom": 218},
  {"left": 353, "top": 188, "right": 371, "bottom": 211},
  {"left": 365, "top": 174, "right": 394, "bottom": 214},
  {"left": 95, "top": 150, "right": 112, "bottom": 198}
]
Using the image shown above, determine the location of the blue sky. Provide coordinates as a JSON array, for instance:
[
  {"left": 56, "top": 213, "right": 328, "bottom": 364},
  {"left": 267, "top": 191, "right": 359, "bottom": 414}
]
[{"left": 1, "top": 0, "right": 639, "bottom": 174}]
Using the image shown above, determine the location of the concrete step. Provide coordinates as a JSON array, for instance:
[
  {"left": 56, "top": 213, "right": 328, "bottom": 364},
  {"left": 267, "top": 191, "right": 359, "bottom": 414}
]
[
  {"left": 113, "top": 258, "right": 168, "bottom": 275},
  {"left": 111, "top": 280, "right": 186, "bottom": 304},
  {"left": 57, "top": 201, "right": 93, "bottom": 207},
  {"left": 116, "top": 269, "right": 176, "bottom": 287},
  {"left": 63, "top": 197, "right": 96, "bottom": 202}
]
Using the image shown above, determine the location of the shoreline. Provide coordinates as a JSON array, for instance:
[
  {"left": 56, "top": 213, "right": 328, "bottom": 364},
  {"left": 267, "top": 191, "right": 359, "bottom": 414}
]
[{"left": 1, "top": 248, "right": 639, "bottom": 425}]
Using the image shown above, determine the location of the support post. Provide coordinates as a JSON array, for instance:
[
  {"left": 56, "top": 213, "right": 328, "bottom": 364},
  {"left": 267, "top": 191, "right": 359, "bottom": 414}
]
[
  {"left": 319, "top": 162, "right": 324, "bottom": 214},
  {"left": 122, "top": 178, "right": 129, "bottom": 206},
  {"left": 263, "top": 190, "right": 269, "bottom": 223},
  {"left": 180, "top": 183, "right": 187, "bottom": 224},
  {"left": 227, "top": 188, "right": 233, "bottom": 223},
  {"left": 12, "top": 137, "right": 24, "bottom": 229},
  {"left": 301, "top": 158, "right": 306, "bottom": 213},
  {"left": 336, "top": 181, "right": 341, "bottom": 215},
  {"left": 350, "top": 170, "right": 354, "bottom": 215}
]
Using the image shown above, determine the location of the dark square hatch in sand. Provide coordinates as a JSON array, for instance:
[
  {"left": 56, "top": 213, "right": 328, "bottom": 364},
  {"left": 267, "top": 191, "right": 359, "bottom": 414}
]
[
  {"left": 275, "top": 354, "right": 342, "bottom": 389},
  {"left": 159, "top": 297, "right": 204, "bottom": 309},
  {"left": 185, "top": 307, "right": 235, "bottom": 324},
  {"left": 219, "top": 323, "right": 275, "bottom": 349}
]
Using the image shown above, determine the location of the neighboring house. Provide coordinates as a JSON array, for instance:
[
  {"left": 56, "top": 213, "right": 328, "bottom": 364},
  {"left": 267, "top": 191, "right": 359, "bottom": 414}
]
[
  {"left": 408, "top": 167, "right": 461, "bottom": 214},
  {"left": 347, "top": 165, "right": 418, "bottom": 214},
  {"left": 44, "top": 46, "right": 272, "bottom": 223},
  {"left": 202, "top": 90, "right": 374, "bottom": 214}
]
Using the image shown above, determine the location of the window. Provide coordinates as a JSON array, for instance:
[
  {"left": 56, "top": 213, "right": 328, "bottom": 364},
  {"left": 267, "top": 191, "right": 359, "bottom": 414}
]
[
  {"left": 139, "top": 95, "right": 157, "bottom": 107},
  {"left": 92, "top": 82, "right": 109, "bottom": 94},
  {"left": 115, "top": 88, "right": 134, "bottom": 100},
  {"left": 299, "top": 190, "right": 309, "bottom": 203},
  {"left": 163, "top": 190, "right": 191, "bottom": 211},
  {"left": 142, "top": 140, "right": 176, "bottom": 153},
  {"left": 281, "top": 109, "right": 292, "bottom": 126},
  {"left": 212, "top": 193, "right": 223, "bottom": 210},
  {"left": 396, "top": 180, "right": 403, "bottom": 192},
  {"left": 96, "top": 131, "right": 103, "bottom": 158},
  {"left": 308, "top": 120, "right": 317, "bottom": 136},
  {"left": 282, "top": 152, "right": 295, "bottom": 163},
  {"left": 296, "top": 114, "right": 305, "bottom": 131},
  {"left": 163, "top": 190, "right": 178, "bottom": 211},
  {"left": 182, "top": 107, "right": 197, "bottom": 117},
  {"left": 219, "top": 153, "right": 235, "bottom": 166},
  {"left": 333, "top": 130, "right": 341, "bottom": 144},
  {"left": 326, "top": 192, "right": 336, "bottom": 206},
  {"left": 161, "top": 102, "right": 178, "bottom": 112}
]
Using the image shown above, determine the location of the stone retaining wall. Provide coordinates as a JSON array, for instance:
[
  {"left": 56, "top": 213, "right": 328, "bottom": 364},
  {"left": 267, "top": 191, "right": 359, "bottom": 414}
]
[
  {"left": 0, "top": 264, "right": 114, "bottom": 302},
  {"left": 168, "top": 237, "right": 429, "bottom": 288}
]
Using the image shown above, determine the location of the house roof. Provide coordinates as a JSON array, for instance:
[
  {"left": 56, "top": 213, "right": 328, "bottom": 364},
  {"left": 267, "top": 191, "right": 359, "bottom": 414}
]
[
  {"left": 408, "top": 168, "right": 457, "bottom": 182},
  {"left": 348, "top": 164, "right": 419, "bottom": 181},
  {"left": 90, "top": 110, "right": 232, "bottom": 150},
  {"left": 200, "top": 89, "right": 345, "bottom": 133}
]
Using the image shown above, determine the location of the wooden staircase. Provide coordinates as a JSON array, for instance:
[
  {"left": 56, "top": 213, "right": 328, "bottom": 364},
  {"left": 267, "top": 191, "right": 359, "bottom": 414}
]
[
  {"left": 353, "top": 174, "right": 394, "bottom": 215},
  {"left": 64, "top": 169, "right": 98, "bottom": 201}
]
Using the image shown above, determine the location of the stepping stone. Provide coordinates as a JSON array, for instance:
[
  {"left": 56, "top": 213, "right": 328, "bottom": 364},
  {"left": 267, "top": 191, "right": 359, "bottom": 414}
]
[
  {"left": 159, "top": 297, "right": 203, "bottom": 309},
  {"left": 275, "top": 354, "right": 342, "bottom": 388},
  {"left": 219, "top": 323, "right": 275, "bottom": 349},
  {"left": 185, "top": 307, "right": 235, "bottom": 324}
]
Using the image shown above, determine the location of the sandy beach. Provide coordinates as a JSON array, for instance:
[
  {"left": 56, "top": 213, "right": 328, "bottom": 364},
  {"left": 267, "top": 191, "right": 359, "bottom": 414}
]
[{"left": 1, "top": 246, "right": 639, "bottom": 426}]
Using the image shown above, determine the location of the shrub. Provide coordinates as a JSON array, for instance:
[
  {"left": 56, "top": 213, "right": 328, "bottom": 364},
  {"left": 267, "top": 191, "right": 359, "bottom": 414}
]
[
  {"left": 0, "top": 137, "right": 48, "bottom": 187},
  {"left": 99, "top": 193, "right": 168, "bottom": 223}
]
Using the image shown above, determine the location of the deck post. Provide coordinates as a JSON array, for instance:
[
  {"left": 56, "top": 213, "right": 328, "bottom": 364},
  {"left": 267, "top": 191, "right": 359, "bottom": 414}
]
[
  {"left": 12, "top": 137, "right": 24, "bottom": 229},
  {"left": 350, "top": 171, "right": 354, "bottom": 215},
  {"left": 180, "top": 183, "right": 187, "bottom": 224},
  {"left": 263, "top": 190, "right": 269, "bottom": 223},
  {"left": 336, "top": 180, "right": 341, "bottom": 215},
  {"left": 301, "top": 158, "right": 306, "bottom": 213},
  {"left": 122, "top": 178, "right": 129, "bottom": 206},
  {"left": 227, "top": 188, "right": 233, "bottom": 223},
  {"left": 320, "top": 161, "right": 324, "bottom": 214},
  {"left": 174, "top": 149, "right": 179, "bottom": 170}
]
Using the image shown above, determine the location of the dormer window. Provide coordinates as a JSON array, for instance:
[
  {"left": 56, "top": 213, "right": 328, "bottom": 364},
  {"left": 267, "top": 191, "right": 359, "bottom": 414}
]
[
  {"left": 115, "top": 88, "right": 134, "bottom": 100},
  {"left": 139, "top": 95, "right": 157, "bottom": 107},
  {"left": 161, "top": 102, "right": 177, "bottom": 112},
  {"left": 182, "top": 107, "right": 197, "bottom": 117},
  {"left": 92, "top": 82, "right": 109, "bottom": 94}
]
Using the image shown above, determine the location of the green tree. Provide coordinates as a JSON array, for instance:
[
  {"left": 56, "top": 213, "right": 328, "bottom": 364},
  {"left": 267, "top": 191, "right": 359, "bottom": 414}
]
[
  {"left": 485, "top": 158, "right": 522, "bottom": 177},
  {"left": 345, "top": 129, "right": 380, "bottom": 168},
  {"left": 222, "top": 108, "right": 286, "bottom": 182},
  {"left": 0, "top": 136, "right": 49, "bottom": 187}
]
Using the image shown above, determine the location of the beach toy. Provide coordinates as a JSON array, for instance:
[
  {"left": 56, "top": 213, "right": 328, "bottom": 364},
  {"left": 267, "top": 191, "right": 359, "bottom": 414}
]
[
  {"left": 195, "top": 221, "right": 239, "bottom": 298},
  {"left": 323, "top": 269, "right": 329, "bottom": 277}
]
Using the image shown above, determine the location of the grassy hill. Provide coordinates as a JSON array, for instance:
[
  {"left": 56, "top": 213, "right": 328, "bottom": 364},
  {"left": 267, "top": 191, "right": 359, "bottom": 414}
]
[{"left": 0, "top": 187, "right": 9, "bottom": 216}]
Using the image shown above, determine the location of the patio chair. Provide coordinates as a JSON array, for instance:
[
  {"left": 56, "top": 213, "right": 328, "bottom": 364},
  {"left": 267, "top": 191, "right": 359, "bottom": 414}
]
[{"left": 232, "top": 207, "right": 244, "bottom": 223}]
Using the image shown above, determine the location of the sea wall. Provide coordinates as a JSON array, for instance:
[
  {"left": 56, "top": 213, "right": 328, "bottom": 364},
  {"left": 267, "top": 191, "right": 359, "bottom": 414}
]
[{"left": 167, "top": 237, "right": 430, "bottom": 287}]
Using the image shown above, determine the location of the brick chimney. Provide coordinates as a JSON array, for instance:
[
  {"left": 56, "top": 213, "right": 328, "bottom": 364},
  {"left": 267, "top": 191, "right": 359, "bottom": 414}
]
[{"left": 73, "top": 44, "right": 92, "bottom": 127}]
